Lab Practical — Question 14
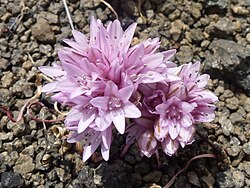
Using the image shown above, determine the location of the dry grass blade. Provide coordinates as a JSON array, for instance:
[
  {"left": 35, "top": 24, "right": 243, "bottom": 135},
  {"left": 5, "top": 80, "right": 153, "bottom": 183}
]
[
  {"left": 62, "top": 0, "right": 74, "bottom": 30},
  {"left": 100, "top": 0, "right": 118, "bottom": 19},
  {"left": 54, "top": 102, "right": 69, "bottom": 116}
]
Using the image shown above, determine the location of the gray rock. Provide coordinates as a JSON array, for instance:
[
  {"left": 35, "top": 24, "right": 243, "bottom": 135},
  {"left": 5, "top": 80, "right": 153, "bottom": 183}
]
[
  {"left": 134, "top": 162, "right": 151, "bottom": 175},
  {"left": 219, "top": 116, "right": 234, "bottom": 136},
  {"left": 142, "top": 170, "right": 162, "bottom": 182},
  {"left": 31, "top": 18, "right": 55, "bottom": 43},
  {"left": 187, "top": 171, "right": 201, "bottom": 187},
  {"left": 242, "top": 97, "right": 250, "bottom": 112},
  {"left": 216, "top": 171, "right": 235, "bottom": 188},
  {"left": 206, "top": 17, "right": 235, "bottom": 38},
  {"left": 225, "top": 97, "right": 239, "bottom": 110},
  {"left": 0, "top": 58, "right": 10, "bottom": 69},
  {"left": 239, "top": 0, "right": 250, "bottom": 6},
  {"left": 204, "top": 0, "right": 229, "bottom": 11},
  {"left": 169, "top": 20, "right": 186, "bottom": 41},
  {"left": 226, "top": 145, "right": 242, "bottom": 157},
  {"left": 243, "top": 142, "right": 250, "bottom": 155},
  {"left": 13, "top": 154, "right": 35, "bottom": 175},
  {"left": 232, "top": 170, "right": 245, "bottom": 187},
  {"left": 175, "top": 46, "right": 193, "bottom": 64},
  {"left": 229, "top": 112, "right": 245, "bottom": 124},
  {"left": 201, "top": 174, "right": 215, "bottom": 188},
  {"left": 131, "top": 173, "right": 142, "bottom": 187},
  {"left": 190, "top": 28, "right": 204, "bottom": 43},
  {"left": 11, "top": 79, "right": 34, "bottom": 98},
  {"left": 1, "top": 172, "right": 24, "bottom": 188},
  {"left": 76, "top": 166, "right": 96, "bottom": 188},
  {"left": 204, "top": 39, "right": 250, "bottom": 93},
  {"left": 95, "top": 160, "right": 132, "bottom": 188},
  {"left": 0, "top": 23, "right": 9, "bottom": 38},
  {"left": 37, "top": 11, "right": 58, "bottom": 24},
  {"left": 55, "top": 168, "right": 71, "bottom": 182},
  {"left": 0, "top": 132, "right": 8, "bottom": 141},
  {"left": 244, "top": 162, "right": 250, "bottom": 177},
  {"left": 232, "top": 6, "right": 249, "bottom": 15}
]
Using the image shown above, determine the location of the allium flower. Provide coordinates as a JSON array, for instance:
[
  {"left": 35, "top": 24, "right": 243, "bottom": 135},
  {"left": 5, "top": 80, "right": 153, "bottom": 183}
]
[
  {"left": 125, "top": 62, "right": 217, "bottom": 157},
  {"left": 39, "top": 16, "right": 178, "bottom": 161},
  {"left": 90, "top": 81, "right": 141, "bottom": 134},
  {"left": 39, "top": 16, "right": 218, "bottom": 162}
]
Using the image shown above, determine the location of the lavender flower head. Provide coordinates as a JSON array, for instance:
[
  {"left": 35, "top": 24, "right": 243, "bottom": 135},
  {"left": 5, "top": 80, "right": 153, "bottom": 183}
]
[{"left": 39, "top": 17, "right": 218, "bottom": 161}]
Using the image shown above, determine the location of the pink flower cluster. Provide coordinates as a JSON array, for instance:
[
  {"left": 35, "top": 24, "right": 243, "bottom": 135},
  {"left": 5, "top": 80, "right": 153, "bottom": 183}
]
[{"left": 39, "top": 17, "right": 218, "bottom": 161}]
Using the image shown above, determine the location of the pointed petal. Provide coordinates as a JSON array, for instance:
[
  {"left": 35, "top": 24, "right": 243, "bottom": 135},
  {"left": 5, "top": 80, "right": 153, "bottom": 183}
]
[
  {"left": 38, "top": 66, "right": 65, "bottom": 78},
  {"left": 90, "top": 16, "right": 101, "bottom": 44},
  {"left": 178, "top": 101, "right": 194, "bottom": 113},
  {"left": 78, "top": 111, "right": 96, "bottom": 133},
  {"left": 118, "top": 85, "right": 134, "bottom": 102},
  {"left": 104, "top": 81, "right": 118, "bottom": 96},
  {"left": 123, "top": 102, "right": 141, "bottom": 118},
  {"left": 42, "top": 82, "right": 59, "bottom": 93},
  {"left": 119, "top": 23, "right": 137, "bottom": 52},
  {"left": 142, "top": 53, "right": 163, "bottom": 68},
  {"left": 67, "top": 131, "right": 85, "bottom": 143},
  {"left": 69, "top": 87, "right": 85, "bottom": 99},
  {"left": 72, "top": 29, "right": 88, "bottom": 45},
  {"left": 107, "top": 19, "right": 123, "bottom": 39},
  {"left": 95, "top": 112, "right": 112, "bottom": 131},
  {"left": 66, "top": 107, "right": 83, "bottom": 123},
  {"left": 162, "top": 137, "right": 179, "bottom": 156},
  {"left": 61, "top": 61, "right": 85, "bottom": 77},
  {"left": 141, "top": 71, "right": 167, "bottom": 84},
  {"left": 101, "top": 143, "right": 110, "bottom": 161},
  {"left": 162, "top": 49, "right": 176, "bottom": 61},
  {"left": 197, "top": 74, "right": 209, "bottom": 88},
  {"left": 90, "top": 96, "right": 109, "bottom": 110},
  {"left": 180, "top": 115, "right": 193, "bottom": 127},
  {"left": 169, "top": 124, "right": 180, "bottom": 140},
  {"left": 101, "top": 126, "right": 112, "bottom": 149},
  {"left": 111, "top": 109, "right": 125, "bottom": 134},
  {"left": 82, "top": 138, "right": 102, "bottom": 162},
  {"left": 63, "top": 39, "right": 84, "bottom": 52}
]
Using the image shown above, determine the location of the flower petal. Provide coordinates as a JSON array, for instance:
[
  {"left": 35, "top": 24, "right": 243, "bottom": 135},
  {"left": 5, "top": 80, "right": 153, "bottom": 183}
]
[
  {"left": 42, "top": 82, "right": 59, "bottom": 93},
  {"left": 82, "top": 137, "right": 102, "bottom": 162},
  {"left": 101, "top": 126, "right": 112, "bottom": 149},
  {"left": 78, "top": 112, "right": 96, "bottom": 133},
  {"left": 111, "top": 109, "right": 125, "bottom": 134},
  {"left": 90, "top": 96, "right": 109, "bottom": 110},
  {"left": 123, "top": 102, "right": 141, "bottom": 118},
  {"left": 38, "top": 66, "right": 65, "bottom": 78},
  {"left": 119, "top": 23, "right": 137, "bottom": 52},
  {"left": 169, "top": 124, "right": 180, "bottom": 140},
  {"left": 162, "top": 49, "right": 176, "bottom": 61},
  {"left": 72, "top": 29, "right": 88, "bottom": 46},
  {"left": 180, "top": 115, "right": 193, "bottom": 127}
]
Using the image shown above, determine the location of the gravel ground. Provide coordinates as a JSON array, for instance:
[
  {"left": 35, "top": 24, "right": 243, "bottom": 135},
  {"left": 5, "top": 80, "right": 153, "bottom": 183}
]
[{"left": 0, "top": 0, "right": 250, "bottom": 187}]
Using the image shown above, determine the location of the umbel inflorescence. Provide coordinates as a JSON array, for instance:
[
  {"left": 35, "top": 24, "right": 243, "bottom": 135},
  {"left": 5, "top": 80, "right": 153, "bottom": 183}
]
[{"left": 39, "top": 17, "right": 218, "bottom": 161}]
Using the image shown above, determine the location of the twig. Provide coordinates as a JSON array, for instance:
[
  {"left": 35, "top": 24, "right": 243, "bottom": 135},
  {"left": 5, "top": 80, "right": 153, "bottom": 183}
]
[
  {"left": 8, "top": 0, "right": 27, "bottom": 36},
  {"left": 26, "top": 101, "right": 65, "bottom": 123},
  {"left": 163, "top": 153, "right": 216, "bottom": 188},
  {"left": 0, "top": 75, "right": 42, "bottom": 123},
  {"left": 62, "top": 0, "right": 74, "bottom": 30},
  {"left": 40, "top": 112, "right": 49, "bottom": 164}
]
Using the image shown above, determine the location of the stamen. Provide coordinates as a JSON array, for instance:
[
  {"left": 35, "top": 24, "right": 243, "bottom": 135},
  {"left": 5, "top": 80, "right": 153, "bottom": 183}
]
[{"left": 108, "top": 96, "right": 122, "bottom": 110}]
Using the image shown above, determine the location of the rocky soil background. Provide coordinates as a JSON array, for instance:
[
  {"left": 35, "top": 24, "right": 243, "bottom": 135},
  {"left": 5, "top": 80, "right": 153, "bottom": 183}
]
[{"left": 0, "top": 0, "right": 250, "bottom": 187}]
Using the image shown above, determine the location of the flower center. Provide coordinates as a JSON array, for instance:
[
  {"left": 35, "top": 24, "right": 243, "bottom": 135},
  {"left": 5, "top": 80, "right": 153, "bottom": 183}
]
[
  {"left": 108, "top": 96, "right": 122, "bottom": 110},
  {"left": 166, "top": 106, "right": 181, "bottom": 120}
]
